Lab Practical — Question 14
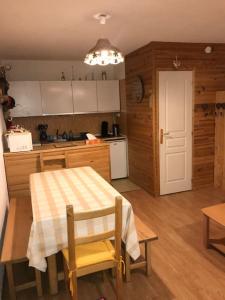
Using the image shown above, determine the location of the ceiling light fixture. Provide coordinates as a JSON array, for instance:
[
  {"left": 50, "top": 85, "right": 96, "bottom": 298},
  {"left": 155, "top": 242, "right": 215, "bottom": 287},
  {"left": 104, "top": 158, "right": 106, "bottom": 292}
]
[{"left": 84, "top": 14, "right": 124, "bottom": 66}]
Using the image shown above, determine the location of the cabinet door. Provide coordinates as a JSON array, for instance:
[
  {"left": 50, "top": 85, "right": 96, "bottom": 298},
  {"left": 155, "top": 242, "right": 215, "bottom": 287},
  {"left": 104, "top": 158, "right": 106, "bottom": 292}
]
[
  {"left": 97, "top": 80, "right": 120, "bottom": 112},
  {"left": 66, "top": 146, "right": 110, "bottom": 181},
  {"left": 109, "top": 140, "right": 127, "bottom": 179},
  {"left": 9, "top": 81, "right": 42, "bottom": 117},
  {"left": 4, "top": 153, "right": 40, "bottom": 198},
  {"left": 41, "top": 81, "right": 73, "bottom": 115},
  {"left": 72, "top": 81, "right": 97, "bottom": 113}
]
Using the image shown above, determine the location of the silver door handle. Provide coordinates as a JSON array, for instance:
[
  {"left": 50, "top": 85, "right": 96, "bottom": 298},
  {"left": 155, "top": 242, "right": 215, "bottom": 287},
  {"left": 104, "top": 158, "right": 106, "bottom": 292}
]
[{"left": 163, "top": 132, "right": 170, "bottom": 136}]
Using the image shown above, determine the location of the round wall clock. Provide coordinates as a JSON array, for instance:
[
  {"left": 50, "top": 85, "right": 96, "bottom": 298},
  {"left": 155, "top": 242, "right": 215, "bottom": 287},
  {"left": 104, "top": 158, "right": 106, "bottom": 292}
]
[{"left": 132, "top": 75, "right": 145, "bottom": 103}]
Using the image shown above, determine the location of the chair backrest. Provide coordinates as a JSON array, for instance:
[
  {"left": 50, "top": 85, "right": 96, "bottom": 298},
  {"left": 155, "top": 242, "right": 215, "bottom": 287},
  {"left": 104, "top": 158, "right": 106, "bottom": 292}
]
[
  {"left": 66, "top": 196, "right": 122, "bottom": 272},
  {"left": 40, "top": 152, "right": 68, "bottom": 171}
]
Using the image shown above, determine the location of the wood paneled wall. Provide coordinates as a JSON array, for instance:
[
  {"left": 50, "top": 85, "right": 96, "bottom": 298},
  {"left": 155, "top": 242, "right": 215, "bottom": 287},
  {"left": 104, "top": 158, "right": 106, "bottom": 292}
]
[
  {"left": 14, "top": 113, "right": 114, "bottom": 142},
  {"left": 125, "top": 42, "right": 225, "bottom": 195},
  {"left": 125, "top": 45, "right": 154, "bottom": 194},
  {"left": 214, "top": 91, "right": 225, "bottom": 190}
]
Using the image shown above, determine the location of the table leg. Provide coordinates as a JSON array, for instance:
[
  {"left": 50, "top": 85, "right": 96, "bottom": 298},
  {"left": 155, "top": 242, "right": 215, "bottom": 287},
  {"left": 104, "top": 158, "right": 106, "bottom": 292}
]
[
  {"left": 35, "top": 269, "right": 43, "bottom": 297},
  {"left": 47, "top": 254, "right": 58, "bottom": 295},
  {"left": 125, "top": 250, "right": 131, "bottom": 282},
  {"left": 203, "top": 215, "right": 210, "bottom": 248},
  {"left": 145, "top": 242, "right": 151, "bottom": 276}
]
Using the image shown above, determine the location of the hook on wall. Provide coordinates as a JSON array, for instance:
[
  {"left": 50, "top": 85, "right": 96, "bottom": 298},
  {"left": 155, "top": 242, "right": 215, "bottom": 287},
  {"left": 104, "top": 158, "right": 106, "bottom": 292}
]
[
  {"left": 173, "top": 56, "right": 181, "bottom": 69},
  {"left": 215, "top": 102, "right": 225, "bottom": 117},
  {"left": 195, "top": 103, "right": 215, "bottom": 117}
]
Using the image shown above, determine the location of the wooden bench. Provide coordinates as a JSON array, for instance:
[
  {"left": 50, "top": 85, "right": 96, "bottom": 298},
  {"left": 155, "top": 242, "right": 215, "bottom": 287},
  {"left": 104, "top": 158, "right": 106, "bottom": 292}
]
[
  {"left": 125, "top": 215, "right": 158, "bottom": 282},
  {"left": 201, "top": 203, "right": 225, "bottom": 254},
  {"left": 0, "top": 198, "right": 43, "bottom": 300}
]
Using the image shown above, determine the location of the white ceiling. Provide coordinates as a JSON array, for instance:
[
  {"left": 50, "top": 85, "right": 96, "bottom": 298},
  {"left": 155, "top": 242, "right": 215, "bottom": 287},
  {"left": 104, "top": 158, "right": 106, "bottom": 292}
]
[{"left": 1, "top": 0, "right": 225, "bottom": 60}]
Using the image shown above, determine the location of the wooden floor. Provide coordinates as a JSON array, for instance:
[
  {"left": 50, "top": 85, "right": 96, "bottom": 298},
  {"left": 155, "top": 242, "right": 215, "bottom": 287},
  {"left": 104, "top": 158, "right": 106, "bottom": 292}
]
[{"left": 3, "top": 187, "right": 225, "bottom": 300}]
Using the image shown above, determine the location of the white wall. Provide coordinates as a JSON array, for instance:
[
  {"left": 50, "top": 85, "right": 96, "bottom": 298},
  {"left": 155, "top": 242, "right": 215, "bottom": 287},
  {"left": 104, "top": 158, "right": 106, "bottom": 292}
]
[
  {"left": 0, "top": 107, "right": 8, "bottom": 236},
  {"left": 2, "top": 59, "right": 125, "bottom": 81},
  {"left": 0, "top": 106, "right": 8, "bottom": 299}
]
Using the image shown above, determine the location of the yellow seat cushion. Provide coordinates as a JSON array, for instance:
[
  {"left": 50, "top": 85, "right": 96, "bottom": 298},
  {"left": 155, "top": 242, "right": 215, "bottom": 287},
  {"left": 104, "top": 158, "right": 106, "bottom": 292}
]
[{"left": 62, "top": 240, "right": 115, "bottom": 269}]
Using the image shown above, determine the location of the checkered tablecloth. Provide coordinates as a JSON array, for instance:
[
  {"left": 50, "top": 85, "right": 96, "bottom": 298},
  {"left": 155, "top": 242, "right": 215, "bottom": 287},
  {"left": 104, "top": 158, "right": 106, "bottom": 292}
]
[{"left": 27, "top": 166, "right": 140, "bottom": 272}]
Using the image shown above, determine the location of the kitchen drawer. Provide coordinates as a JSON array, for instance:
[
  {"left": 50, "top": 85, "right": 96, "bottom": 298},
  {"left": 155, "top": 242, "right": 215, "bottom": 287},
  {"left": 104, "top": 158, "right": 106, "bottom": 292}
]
[{"left": 66, "top": 147, "right": 110, "bottom": 181}]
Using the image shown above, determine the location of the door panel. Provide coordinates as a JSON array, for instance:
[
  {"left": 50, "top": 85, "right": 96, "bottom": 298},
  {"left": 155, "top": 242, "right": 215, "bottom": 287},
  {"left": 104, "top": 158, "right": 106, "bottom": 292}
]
[
  {"left": 97, "top": 80, "right": 120, "bottom": 112},
  {"left": 41, "top": 81, "right": 73, "bottom": 115},
  {"left": 159, "top": 71, "right": 192, "bottom": 195},
  {"left": 109, "top": 140, "right": 127, "bottom": 179},
  {"left": 9, "top": 81, "right": 42, "bottom": 117},
  {"left": 72, "top": 81, "right": 98, "bottom": 113}
]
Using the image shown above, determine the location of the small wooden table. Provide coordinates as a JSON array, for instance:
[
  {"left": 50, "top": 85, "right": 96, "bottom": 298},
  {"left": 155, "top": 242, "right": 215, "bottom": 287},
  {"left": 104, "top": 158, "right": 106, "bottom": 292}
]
[{"left": 201, "top": 203, "right": 225, "bottom": 253}]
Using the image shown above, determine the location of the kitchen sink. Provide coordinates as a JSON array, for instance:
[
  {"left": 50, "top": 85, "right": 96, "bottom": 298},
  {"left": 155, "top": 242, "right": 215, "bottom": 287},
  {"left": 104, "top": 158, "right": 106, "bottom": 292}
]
[{"left": 54, "top": 141, "right": 82, "bottom": 148}]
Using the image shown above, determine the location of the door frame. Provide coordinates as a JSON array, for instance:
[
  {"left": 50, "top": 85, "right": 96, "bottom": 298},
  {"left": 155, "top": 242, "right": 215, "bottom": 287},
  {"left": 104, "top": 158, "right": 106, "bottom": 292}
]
[{"left": 153, "top": 68, "right": 195, "bottom": 196}]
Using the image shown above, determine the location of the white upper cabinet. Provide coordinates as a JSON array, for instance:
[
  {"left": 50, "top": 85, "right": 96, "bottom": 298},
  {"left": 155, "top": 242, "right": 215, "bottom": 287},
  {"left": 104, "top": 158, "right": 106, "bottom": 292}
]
[
  {"left": 40, "top": 81, "right": 73, "bottom": 115},
  {"left": 9, "top": 81, "right": 42, "bottom": 117},
  {"left": 72, "top": 81, "right": 98, "bottom": 113},
  {"left": 97, "top": 80, "right": 120, "bottom": 112},
  {"left": 8, "top": 80, "right": 120, "bottom": 116}
]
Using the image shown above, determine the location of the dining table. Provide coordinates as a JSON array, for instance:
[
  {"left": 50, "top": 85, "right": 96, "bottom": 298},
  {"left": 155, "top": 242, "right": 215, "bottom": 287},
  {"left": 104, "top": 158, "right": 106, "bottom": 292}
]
[{"left": 27, "top": 166, "right": 140, "bottom": 294}]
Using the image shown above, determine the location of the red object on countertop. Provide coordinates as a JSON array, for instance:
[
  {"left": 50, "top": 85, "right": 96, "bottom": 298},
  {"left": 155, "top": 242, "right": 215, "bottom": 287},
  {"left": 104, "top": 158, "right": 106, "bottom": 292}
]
[{"left": 85, "top": 139, "right": 102, "bottom": 145}]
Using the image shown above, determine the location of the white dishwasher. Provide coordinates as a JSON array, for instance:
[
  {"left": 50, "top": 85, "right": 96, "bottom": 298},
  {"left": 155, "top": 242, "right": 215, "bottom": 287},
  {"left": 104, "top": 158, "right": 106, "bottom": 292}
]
[{"left": 107, "top": 139, "right": 128, "bottom": 179}]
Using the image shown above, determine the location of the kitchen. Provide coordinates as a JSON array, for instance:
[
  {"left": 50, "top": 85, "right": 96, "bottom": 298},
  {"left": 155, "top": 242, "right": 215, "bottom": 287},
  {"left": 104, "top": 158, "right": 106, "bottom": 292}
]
[
  {"left": 3, "top": 62, "right": 128, "bottom": 197},
  {"left": 1, "top": 1, "right": 225, "bottom": 300}
]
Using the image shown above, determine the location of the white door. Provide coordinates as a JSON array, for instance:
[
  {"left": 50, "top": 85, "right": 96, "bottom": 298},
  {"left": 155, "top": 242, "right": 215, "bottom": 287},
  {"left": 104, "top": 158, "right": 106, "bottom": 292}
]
[
  {"left": 72, "top": 81, "right": 98, "bottom": 113},
  {"left": 9, "top": 81, "right": 42, "bottom": 117},
  {"left": 159, "top": 71, "right": 192, "bottom": 195},
  {"left": 41, "top": 81, "right": 73, "bottom": 115},
  {"left": 109, "top": 140, "right": 127, "bottom": 179},
  {"left": 97, "top": 80, "right": 120, "bottom": 112}
]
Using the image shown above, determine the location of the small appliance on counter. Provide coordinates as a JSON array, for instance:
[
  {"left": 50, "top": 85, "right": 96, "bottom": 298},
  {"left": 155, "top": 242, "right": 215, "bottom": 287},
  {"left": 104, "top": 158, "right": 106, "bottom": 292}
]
[
  {"left": 101, "top": 121, "right": 109, "bottom": 137},
  {"left": 112, "top": 123, "right": 120, "bottom": 137},
  {"left": 5, "top": 126, "right": 33, "bottom": 152},
  {"left": 37, "top": 124, "right": 48, "bottom": 143}
]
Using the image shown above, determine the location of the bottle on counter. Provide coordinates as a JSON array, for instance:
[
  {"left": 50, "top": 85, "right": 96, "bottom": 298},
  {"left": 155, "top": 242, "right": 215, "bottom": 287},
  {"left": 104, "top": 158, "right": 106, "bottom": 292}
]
[{"left": 61, "top": 72, "right": 66, "bottom": 81}]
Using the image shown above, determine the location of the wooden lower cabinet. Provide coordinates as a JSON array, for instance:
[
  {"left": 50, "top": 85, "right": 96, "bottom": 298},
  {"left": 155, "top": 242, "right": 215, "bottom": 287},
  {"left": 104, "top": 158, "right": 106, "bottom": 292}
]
[
  {"left": 4, "top": 144, "right": 110, "bottom": 199},
  {"left": 4, "top": 153, "right": 41, "bottom": 198},
  {"left": 66, "top": 147, "right": 110, "bottom": 181}
]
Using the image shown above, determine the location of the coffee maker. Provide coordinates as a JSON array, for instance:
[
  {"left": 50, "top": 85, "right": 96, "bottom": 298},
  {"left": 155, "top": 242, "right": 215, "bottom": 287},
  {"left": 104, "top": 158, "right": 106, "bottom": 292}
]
[
  {"left": 38, "top": 124, "right": 48, "bottom": 143},
  {"left": 101, "top": 121, "right": 109, "bottom": 137}
]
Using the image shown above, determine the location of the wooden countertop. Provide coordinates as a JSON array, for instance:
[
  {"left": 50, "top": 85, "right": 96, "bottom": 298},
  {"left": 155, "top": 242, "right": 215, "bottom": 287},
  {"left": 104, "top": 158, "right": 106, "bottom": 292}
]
[{"left": 4, "top": 141, "right": 109, "bottom": 157}]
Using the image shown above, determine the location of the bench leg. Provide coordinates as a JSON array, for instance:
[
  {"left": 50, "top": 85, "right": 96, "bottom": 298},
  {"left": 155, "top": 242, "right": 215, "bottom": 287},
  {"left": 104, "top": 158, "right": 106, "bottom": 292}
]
[
  {"left": 203, "top": 215, "right": 210, "bottom": 248},
  {"left": 6, "top": 263, "right": 16, "bottom": 300},
  {"left": 35, "top": 269, "right": 43, "bottom": 297},
  {"left": 145, "top": 242, "right": 151, "bottom": 276},
  {"left": 47, "top": 255, "right": 58, "bottom": 295},
  {"left": 125, "top": 250, "right": 131, "bottom": 282}
]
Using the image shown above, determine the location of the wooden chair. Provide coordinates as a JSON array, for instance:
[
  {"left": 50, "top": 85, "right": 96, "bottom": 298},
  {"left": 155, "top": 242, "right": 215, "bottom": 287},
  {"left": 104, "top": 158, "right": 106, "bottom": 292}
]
[
  {"left": 124, "top": 215, "right": 158, "bottom": 282},
  {"left": 0, "top": 198, "right": 43, "bottom": 300},
  {"left": 40, "top": 152, "right": 68, "bottom": 171},
  {"left": 62, "top": 196, "right": 123, "bottom": 300}
]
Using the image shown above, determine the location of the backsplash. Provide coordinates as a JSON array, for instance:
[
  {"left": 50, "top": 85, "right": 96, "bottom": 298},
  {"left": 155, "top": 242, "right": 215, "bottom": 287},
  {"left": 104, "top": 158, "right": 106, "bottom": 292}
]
[{"left": 14, "top": 113, "right": 114, "bottom": 142}]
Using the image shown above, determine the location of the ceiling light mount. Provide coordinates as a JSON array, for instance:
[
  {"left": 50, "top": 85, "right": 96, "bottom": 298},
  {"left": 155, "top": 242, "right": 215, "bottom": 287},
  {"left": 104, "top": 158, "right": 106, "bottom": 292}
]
[{"left": 93, "top": 13, "right": 111, "bottom": 25}]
